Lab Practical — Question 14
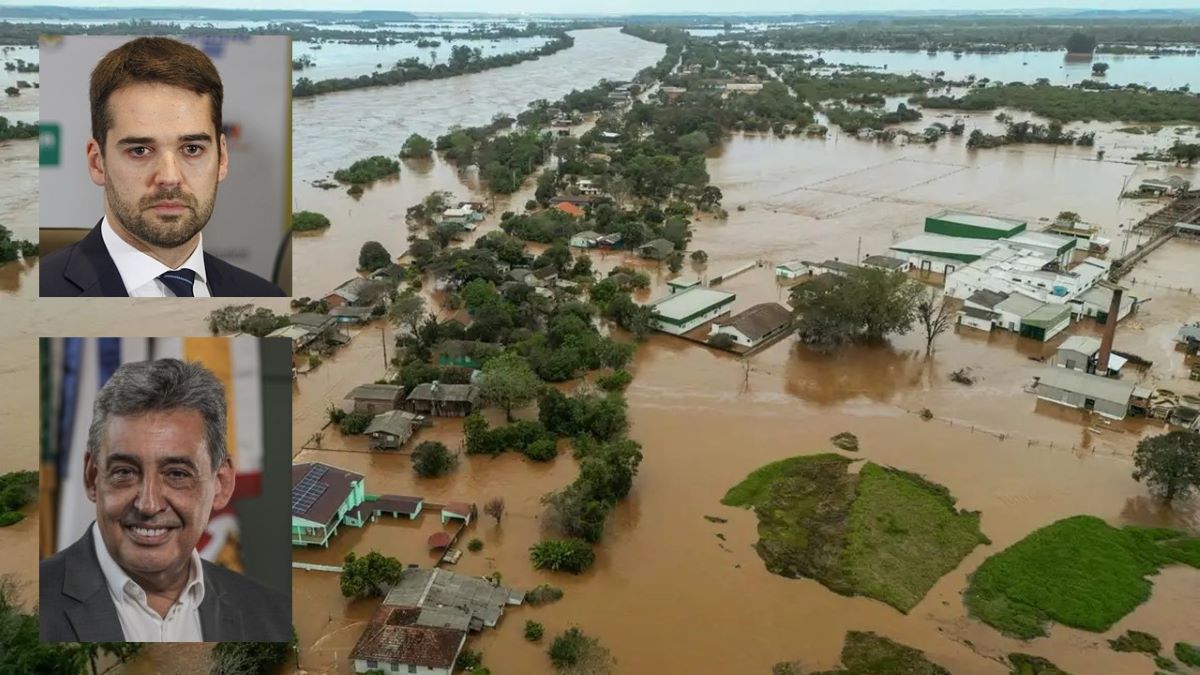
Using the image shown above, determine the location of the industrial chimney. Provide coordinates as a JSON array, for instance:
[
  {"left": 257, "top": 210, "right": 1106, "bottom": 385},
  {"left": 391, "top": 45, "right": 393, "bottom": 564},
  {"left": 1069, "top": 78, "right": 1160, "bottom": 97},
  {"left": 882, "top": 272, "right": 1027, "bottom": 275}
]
[{"left": 1096, "top": 286, "right": 1124, "bottom": 376}]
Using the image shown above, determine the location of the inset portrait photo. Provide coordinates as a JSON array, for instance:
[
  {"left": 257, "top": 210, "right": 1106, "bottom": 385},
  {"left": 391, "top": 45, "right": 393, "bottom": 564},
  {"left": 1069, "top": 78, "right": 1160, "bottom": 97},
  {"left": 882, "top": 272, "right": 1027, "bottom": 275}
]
[
  {"left": 38, "top": 35, "right": 291, "bottom": 297},
  {"left": 38, "top": 337, "right": 293, "bottom": 642}
]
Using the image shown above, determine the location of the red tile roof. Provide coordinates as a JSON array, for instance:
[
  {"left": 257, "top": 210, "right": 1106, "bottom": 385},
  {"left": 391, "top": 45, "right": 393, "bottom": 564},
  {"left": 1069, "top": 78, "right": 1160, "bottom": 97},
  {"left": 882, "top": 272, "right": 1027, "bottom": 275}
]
[
  {"left": 427, "top": 532, "right": 452, "bottom": 549},
  {"left": 554, "top": 202, "right": 585, "bottom": 218},
  {"left": 443, "top": 501, "right": 472, "bottom": 517},
  {"left": 350, "top": 605, "right": 466, "bottom": 668}
]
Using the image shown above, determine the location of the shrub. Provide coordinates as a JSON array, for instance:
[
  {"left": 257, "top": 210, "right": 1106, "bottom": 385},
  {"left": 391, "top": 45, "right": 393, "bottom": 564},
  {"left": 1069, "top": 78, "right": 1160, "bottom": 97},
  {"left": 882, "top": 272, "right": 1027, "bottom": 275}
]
[
  {"left": 334, "top": 155, "right": 400, "bottom": 184},
  {"left": 339, "top": 410, "right": 374, "bottom": 435},
  {"left": 1176, "top": 643, "right": 1200, "bottom": 667},
  {"left": 412, "top": 441, "right": 457, "bottom": 477},
  {"left": 455, "top": 649, "right": 483, "bottom": 671},
  {"left": 468, "top": 538, "right": 484, "bottom": 552},
  {"left": 831, "top": 432, "right": 859, "bottom": 452},
  {"left": 707, "top": 333, "right": 734, "bottom": 349},
  {"left": 358, "top": 241, "right": 392, "bottom": 272},
  {"left": 524, "top": 438, "right": 559, "bottom": 462},
  {"left": 530, "top": 538, "right": 595, "bottom": 574},
  {"left": 524, "top": 620, "right": 545, "bottom": 642},
  {"left": 1109, "top": 630, "right": 1162, "bottom": 654},
  {"left": 596, "top": 369, "right": 632, "bottom": 392},
  {"left": 525, "top": 584, "right": 564, "bottom": 605},
  {"left": 291, "top": 210, "right": 331, "bottom": 232}
]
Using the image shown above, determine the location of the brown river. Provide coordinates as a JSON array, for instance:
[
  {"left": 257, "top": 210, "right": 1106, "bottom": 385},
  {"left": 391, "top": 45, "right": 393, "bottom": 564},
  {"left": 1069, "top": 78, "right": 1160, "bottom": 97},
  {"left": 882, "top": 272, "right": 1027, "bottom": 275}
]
[{"left": 2, "top": 25, "right": 1200, "bottom": 675}]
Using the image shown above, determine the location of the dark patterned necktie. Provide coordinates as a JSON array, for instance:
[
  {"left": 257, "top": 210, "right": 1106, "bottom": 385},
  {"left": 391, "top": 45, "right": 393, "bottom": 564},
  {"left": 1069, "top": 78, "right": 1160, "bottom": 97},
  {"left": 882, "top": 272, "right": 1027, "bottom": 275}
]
[{"left": 158, "top": 269, "right": 196, "bottom": 297}]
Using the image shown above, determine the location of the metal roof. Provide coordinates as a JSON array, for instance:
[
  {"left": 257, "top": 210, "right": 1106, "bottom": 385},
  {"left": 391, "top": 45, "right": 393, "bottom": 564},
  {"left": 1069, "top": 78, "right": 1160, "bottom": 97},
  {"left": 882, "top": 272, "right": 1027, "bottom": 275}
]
[
  {"left": 1036, "top": 368, "right": 1135, "bottom": 404},
  {"left": 995, "top": 293, "right": 1044, "bottom": 318},
  {"left": 890, "top": 234, "right": 998, "bottom": 258},
  {"left": 928, "top": 209, "right": 1027, "bottom": 232},
  {"left": 648, "top": 286, "right": 736, "bottom": 322},
  {"left": 1058, "top": 336, "right": 1101, "bottom": 356}
]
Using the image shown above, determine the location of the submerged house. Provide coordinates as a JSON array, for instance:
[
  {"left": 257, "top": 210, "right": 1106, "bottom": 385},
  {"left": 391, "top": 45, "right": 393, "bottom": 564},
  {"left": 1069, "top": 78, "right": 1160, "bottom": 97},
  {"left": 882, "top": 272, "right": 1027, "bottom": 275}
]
[
  {"left": 364, "top": 410, "right": 424, "bottom": 450},
  {"left": 406, "top": 382, "right": 480, "bottom": 417},
  {"left": 434, "top": 339, "right": 502, "bottom": 370},
  {"left": 638, "top": 238, "right": 676, "bottom": 260},
  {"left": 995, "top": 293, "right": 1072, "bottom": 342},
  {"left": 291, "top": 463, "right": 366, "bottom": 547},
  {"left": 347, "top": 383, "right": 405, "bottom": 414},
  {"left": 709, "top": 303, "right": 793, "bottom": 348},
  {"left": 1033, "top": 368, "right": 1135, "bottom": 420},
  {"left": 1055, "top": 336, "right": 1127, "bottom": 376}
]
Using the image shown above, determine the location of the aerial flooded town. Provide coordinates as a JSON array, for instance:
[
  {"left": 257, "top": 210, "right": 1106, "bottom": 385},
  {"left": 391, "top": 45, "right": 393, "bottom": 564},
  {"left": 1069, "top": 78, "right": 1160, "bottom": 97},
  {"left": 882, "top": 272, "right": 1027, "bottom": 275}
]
[{"left": 1, "top": 2, "right": 1200, "bottom": 674}]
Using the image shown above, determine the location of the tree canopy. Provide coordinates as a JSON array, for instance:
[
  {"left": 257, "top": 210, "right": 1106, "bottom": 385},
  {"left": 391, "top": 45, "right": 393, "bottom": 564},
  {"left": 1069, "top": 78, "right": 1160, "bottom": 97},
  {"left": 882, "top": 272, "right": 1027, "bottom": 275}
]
[
  {"left": 340, "top": 551, "right": 404, "bottom": 598},
  {"left": 478, "top": 351, "right": 542, "bottom": 421},
  {"left": 1132, "top": 431, "right": 1200, "bottom": 503},
  {"left": 358, "top": 240, "right": 392, "bottom": 271},
  {"left": 400, "top": 133, "right": 434, "bottom": 159},
  {"left": 791, "top": 267, "right": 922, "bottom": 350}
]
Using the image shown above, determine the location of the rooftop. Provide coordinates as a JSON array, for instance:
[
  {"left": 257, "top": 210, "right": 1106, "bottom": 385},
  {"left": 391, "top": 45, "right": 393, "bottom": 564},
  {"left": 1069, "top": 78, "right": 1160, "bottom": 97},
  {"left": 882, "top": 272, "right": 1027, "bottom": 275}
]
[
  {"left": 572, "top": 230, "right": 601, "bottom": 240},
  {"left": 347, "top": 383, "right": 404, "bottom": 401},
  {"left": 862, "top": 255, "right": 908, "bottom": 270},
  {"left": 266, "top": 325, "right": 311, "bottom": 340},
  {"left": 995, "top": 293, "right": 1045, "bottom": 318},
  {"left": 291, "top": 463, "right": 362, "bottom": 525},
  {"left": 1006, "top": 231, "right": 1077, "bottom": 251},
  {"left": 928, "top": 209, "right": 1027, "bottom": 232},
  {"left": 1059, "top": 336, "right": 1102, "bottom": 356},
  {"left": 383, "top": 568, "right": 520, "bottom": 629},
  {"left": 890, "top": 234, "right": 998, "bottom": 258},
  {"left": 407, "top": 382, "right": 479, "bottom": 403},
  {"left": 1036, "top": 368, "right": 1135, "bottom": 404},
  {"left": 712, "top": 303, "right": 792, "bottom": 342},
  {"left": 648, "top": 286, "right": 737, "bottom": 322},
  {"left": 350, "top": 604, "right": 466, "bottom": 668},
  {"left": 966, "top": 289, "right": 1009, "bottom": 309},
  {"left": 1023, "top": 303, "right": 1072, "bottom": 327},
  {"left": 364, "top": 410, "right": 421, "bottom": 438},
  {"left": 289, "top": 312, "right": 333, "bottom": 330}
]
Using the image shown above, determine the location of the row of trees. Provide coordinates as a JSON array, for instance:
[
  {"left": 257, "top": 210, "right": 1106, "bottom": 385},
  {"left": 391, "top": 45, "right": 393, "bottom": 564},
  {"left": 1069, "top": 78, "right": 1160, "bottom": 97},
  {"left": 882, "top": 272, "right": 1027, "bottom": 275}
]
[
  {"left": 915, "top": 82, "right": 1200, "bottom": 124},
  {"left": 0, "top": 224, "right": 38, "bottom": 265},
  {"left": 0, "top": 115, "right": 37, "bottom": 141},
  {"left": 293, "top": 33, "right": 575, "bottom": 97},
  {"left": 0, "top": 471, "right": 36, "bottom": 527}
]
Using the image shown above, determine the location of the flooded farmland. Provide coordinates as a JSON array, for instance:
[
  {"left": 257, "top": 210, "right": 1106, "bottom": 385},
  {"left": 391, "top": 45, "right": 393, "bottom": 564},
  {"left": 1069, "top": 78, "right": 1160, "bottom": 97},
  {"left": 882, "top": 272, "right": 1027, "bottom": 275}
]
[{"left": 2, "top": 18, "right": 1200, "bottom": 675}]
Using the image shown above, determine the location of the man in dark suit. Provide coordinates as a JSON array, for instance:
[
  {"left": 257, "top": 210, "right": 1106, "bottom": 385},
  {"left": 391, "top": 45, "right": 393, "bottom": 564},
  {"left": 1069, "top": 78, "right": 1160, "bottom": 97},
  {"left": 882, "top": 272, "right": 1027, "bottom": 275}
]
[
  {"left": 39, "top": 37, "right": 284, "bottom": 297},
  {"left": 40, "top": 359, "right": 290, "bottom": 642}
]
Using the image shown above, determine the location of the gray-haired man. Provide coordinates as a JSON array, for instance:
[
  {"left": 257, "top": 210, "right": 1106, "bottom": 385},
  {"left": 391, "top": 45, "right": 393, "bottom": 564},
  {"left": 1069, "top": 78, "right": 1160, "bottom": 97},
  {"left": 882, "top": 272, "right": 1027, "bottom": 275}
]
[{"left": 40, "top": 358, "right": 289, "bottom": 642}]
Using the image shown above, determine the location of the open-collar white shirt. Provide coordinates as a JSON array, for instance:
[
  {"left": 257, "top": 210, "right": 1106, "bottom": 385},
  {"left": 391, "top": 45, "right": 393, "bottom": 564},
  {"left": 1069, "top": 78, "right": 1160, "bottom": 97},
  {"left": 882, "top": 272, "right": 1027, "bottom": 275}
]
[
  {"left": 100, "top": 216, "right": 212, "bottom": 297},
  {"left": 92, "top": 523, "right": 206, "bottom": 642}
]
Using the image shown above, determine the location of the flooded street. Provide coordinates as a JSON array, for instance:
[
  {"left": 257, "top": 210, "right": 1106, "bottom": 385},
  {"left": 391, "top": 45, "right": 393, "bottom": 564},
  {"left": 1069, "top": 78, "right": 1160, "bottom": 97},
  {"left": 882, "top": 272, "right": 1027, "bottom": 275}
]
[{"left": 1, "top": 21, "right": 1200, "bottom": 674}]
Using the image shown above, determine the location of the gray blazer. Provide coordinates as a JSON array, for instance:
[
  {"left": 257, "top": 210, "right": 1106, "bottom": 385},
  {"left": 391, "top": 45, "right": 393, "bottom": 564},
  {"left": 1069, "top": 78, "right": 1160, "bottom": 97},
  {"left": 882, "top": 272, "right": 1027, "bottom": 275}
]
[{"left": 39, "top": 525, "right": 291, "bottom": 642}]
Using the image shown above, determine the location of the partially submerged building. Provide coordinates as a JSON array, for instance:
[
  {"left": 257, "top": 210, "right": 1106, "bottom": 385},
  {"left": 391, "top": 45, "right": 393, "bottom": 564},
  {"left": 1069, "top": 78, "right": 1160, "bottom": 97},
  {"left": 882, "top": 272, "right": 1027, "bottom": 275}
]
[
  {"left": 406, "top": 382, "right": 480, "bottom": 417},
  {"left": 709, "top": 302, "right": 793, "bottom": 348},
  {"left": 364, "top": 410, "right": 424, "bottom": 450},
  {"left": 647, "top": 286, "right": 736, "bottom": 335},
  {"left": 774, "top": 260, "right": 811, "bottom": 279},
  {"left": 1055, "top": 336, "right": 1128, "bottom": 376},
  {"left": 638, "top": 238, "right": 676, "bottom": 260},
  {"left": 862, "top": 255, "right": 912, "bottom": 273},
  {"left": 291, "top": 463, "right": 366, "bottom": 547},
  {"left": 1033, "top": 368, "right": 1135, "bottom": 420},
  {"left": 346, "top": 383, "right": 406, "bottom": 414},
  {"left": 995, "top": 294, "right": 1072, "bottom": 342},
  {"left": 923, "top": 210, "right": 1027, "bottom": 240}
]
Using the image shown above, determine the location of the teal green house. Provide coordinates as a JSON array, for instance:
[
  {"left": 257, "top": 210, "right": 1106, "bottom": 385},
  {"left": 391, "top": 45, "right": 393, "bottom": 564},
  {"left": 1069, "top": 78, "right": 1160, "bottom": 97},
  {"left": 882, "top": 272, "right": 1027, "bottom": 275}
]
[{"left": 292, "top": 462, "right": 367, "bottom": 547}]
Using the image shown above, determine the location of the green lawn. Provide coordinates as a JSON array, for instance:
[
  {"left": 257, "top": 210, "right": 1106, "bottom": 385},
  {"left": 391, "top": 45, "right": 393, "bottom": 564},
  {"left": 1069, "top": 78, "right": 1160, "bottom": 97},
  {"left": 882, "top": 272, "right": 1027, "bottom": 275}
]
[
  {"left": 723, "top": 455, "right": 987, "bottom": 613},
  {"left": 965, "top": 516, "right": 1200, "bottom": 639},
  {"left": 812, "top": 631, "right": 951, "bottom": 675},
  {"left": 1008, "top": 653, "right": 1072, "bottom": 675},
  {"left": 844, "top": 464, "right": 990, "bottom": 612}
]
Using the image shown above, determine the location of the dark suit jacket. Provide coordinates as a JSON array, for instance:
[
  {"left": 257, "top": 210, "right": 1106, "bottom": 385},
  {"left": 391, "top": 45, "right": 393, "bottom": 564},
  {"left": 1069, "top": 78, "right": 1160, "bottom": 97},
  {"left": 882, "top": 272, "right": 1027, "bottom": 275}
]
[
  {"left": 39, "top": 525, "right": 291, "bottom": 642},
  {"left": 39, "top": 222, "right": 286, "bottom": 297}
]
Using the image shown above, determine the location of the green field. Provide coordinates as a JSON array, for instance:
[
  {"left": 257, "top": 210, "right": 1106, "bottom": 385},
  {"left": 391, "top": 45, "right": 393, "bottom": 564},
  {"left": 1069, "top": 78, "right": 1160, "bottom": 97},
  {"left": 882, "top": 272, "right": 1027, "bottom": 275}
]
[
  {"left": 723, "top": 454, "right": 988, "bottom": 612},
  {"left": 965, "top": 516, "right": 1200, "bottom": 639},
  {"left": 774, "top": 630, "right": 950, "bottom": 675}
]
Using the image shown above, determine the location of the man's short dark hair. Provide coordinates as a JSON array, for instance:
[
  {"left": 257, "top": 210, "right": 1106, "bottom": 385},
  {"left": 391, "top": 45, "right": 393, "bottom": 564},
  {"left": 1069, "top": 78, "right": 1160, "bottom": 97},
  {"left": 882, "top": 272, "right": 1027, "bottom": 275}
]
[
  {"left": 89, "top": 37, "right": 224, "bottom": 153},
  {"left": 87, "top": 358, "right": 228, "bottom": 471}
]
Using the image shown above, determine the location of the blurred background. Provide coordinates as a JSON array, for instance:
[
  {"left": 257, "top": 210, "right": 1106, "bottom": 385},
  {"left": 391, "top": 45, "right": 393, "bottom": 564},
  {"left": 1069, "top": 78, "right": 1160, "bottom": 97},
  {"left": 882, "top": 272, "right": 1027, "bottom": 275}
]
[{"left": 39, "top": 336, "right": 292, "bottom": 596}]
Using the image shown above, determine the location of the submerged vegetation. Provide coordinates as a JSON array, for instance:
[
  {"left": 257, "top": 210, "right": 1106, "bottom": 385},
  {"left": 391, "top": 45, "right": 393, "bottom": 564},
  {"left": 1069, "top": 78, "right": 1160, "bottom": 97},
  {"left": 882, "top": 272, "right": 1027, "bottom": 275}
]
[
  {"left": 0, "top": 471, "right": 36, "bottom": 527},
  {"left": 774, "top": 631, "right": 950, "bottom": 675},
  {"left": 332, "top": 155, "right": 400, "bottom": 185},
  {"left": 915, "top": 82, "right": 1200, "bottom": 123},
  {"left": 965, "top": 516, "right": 1200, "bottom": 638},
  {"left": 723, "top": 454, "right": 987, "bottom": 612}
]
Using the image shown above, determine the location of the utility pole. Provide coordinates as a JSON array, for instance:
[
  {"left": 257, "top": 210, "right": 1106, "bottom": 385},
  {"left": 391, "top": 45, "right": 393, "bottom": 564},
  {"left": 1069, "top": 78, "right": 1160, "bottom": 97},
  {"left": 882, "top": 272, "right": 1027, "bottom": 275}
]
[
  {"left": 380, "top": 322, "right": 388, "bottom": 374},
  {"left": 856, "top": 236, "right": 862, "bottom": 264}
]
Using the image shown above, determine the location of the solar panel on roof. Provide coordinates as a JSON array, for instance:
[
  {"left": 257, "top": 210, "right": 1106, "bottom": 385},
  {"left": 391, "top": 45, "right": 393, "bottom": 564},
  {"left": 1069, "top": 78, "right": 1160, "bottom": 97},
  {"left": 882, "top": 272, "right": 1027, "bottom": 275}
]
[{"left": 292, "top": 464, "right": 332, "bottom": 516}]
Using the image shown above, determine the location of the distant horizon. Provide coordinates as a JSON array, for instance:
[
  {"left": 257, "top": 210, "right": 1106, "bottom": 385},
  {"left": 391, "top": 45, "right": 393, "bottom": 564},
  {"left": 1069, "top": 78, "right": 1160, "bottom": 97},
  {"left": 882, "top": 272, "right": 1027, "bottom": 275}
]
[{"left": 2, "top": 2, "right": 1200, "bottom": 17}]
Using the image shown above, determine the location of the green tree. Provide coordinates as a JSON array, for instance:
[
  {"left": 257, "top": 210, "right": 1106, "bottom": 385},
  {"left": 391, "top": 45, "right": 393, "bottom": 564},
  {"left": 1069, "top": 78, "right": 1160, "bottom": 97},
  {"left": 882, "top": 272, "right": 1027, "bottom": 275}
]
[
  {"left": 333, "top": 155, "right": 400, "bottom": 184},
  {"left": 548, "top": 627, "right": 615, "bottom": 673},
  {"left": 388, "top": 291, "right": 426, "bottom": 338},
  {"left": 211, "top": 642, "right": 290, "bottom": 675},
  {"left": 412, "top": 440, "right": 457, "bottom": 477},
  {"left": 529, "top": 538, "right": 596, "bottom": 573},
  {"left": 525, "top": 620, "right": 545, "bottom": 641},
  {"left": 291, "top": 210, "right": 331, "bottom": 232},
  {"left": 1065, "top": 32, "right": 1097, "bottom": 54},
  {"left": 358, "top": 241, "right": 392, "bottom": 271},
  {"left": 479, "top": 352, "right": 541, "bottom": 422},
  {"left": 792, "top": 267, "right": 921, "bottom": 350},
  {"left": 1132, "top": 430, "right": 1200, "bottom": 503},
  {"left": 1092, "top": 62, "right": 1110, "bottom": 76},
  {"left": 340, "top": 551, "right": 403, "bottom": 598},
  {"left": 400, "top": 133, "right": 434, "bottom": 159}
]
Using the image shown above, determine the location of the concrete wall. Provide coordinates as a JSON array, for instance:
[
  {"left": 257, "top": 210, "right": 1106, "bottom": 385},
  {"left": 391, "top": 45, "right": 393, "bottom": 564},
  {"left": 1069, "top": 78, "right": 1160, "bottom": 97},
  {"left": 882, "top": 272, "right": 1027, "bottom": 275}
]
[
  {"left": 354, "top": 659, "right": 449, "bottom": 674},
  {"left": 957, "top": 313, "right": 994, "bottom": 332},
  {"left": 1056, "top": 349, "right": 1092, "bottom": 372}
]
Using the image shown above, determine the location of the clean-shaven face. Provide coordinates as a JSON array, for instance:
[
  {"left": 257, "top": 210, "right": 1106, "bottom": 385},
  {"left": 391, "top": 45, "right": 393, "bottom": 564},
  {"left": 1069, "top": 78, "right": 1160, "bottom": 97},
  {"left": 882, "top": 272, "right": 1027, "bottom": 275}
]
[
  {"left": 84, "top": 408, "right": 233, "bottom": 584},
  {"left": 89, "top": 81, "right": 228, "bottom": 249}
]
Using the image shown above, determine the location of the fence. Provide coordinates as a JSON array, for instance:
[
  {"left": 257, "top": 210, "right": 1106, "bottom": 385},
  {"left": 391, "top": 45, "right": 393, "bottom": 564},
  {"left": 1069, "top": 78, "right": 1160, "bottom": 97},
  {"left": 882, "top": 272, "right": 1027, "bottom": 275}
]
[{"left": 900, "top": 406, "right": 1136, "bottom": 459}]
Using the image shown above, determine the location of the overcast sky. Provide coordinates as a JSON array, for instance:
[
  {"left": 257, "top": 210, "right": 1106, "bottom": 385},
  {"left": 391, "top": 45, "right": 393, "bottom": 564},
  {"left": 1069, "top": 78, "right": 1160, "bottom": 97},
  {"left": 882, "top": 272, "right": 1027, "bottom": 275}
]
[{"left": 0, "top": 1, "right": 1196, "bottom": 14}]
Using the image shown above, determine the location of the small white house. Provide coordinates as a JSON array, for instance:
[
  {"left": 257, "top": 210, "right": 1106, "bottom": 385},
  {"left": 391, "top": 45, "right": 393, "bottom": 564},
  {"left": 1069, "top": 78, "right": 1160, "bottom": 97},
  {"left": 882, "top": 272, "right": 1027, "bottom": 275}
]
[
  {"left": 709, "top": 303, "right": 792, "bottom": 348},
  {"left": 575, "top": 179, "right": 602, "bottom": 196},
  {"left": 569, "top": 230, "right": 601, "bottom": 248},
  {"left": 775, "top": 260, "right": 811, "bottom": 279}
]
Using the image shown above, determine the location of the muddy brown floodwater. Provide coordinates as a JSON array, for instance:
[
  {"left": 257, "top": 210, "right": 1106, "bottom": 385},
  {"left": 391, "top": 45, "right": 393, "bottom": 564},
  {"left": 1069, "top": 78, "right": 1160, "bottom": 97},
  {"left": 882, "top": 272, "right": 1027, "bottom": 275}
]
[{"left": 2, "top": 25, "right": 1200, "bottom": 675}]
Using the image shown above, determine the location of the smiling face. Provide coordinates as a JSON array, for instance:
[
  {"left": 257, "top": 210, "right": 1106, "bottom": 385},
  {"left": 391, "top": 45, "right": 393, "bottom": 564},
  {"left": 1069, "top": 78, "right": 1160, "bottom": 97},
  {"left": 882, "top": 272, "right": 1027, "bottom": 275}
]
[
  {"left": 84, "top": 408, "right": 234, "bottom": 589},
  {"left": 86, "top": 82, "right": 228, "bottom": 250}
]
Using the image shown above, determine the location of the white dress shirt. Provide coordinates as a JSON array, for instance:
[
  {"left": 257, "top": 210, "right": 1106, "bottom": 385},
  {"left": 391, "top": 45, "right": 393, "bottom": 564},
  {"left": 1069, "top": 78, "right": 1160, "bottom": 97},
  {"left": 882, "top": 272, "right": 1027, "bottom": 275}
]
[
  {"left": 92, "top": 523, "right": 206, "bottom": 642},
  {"left": 100, "top": 216, "right": 212, "bottom": 297}
]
